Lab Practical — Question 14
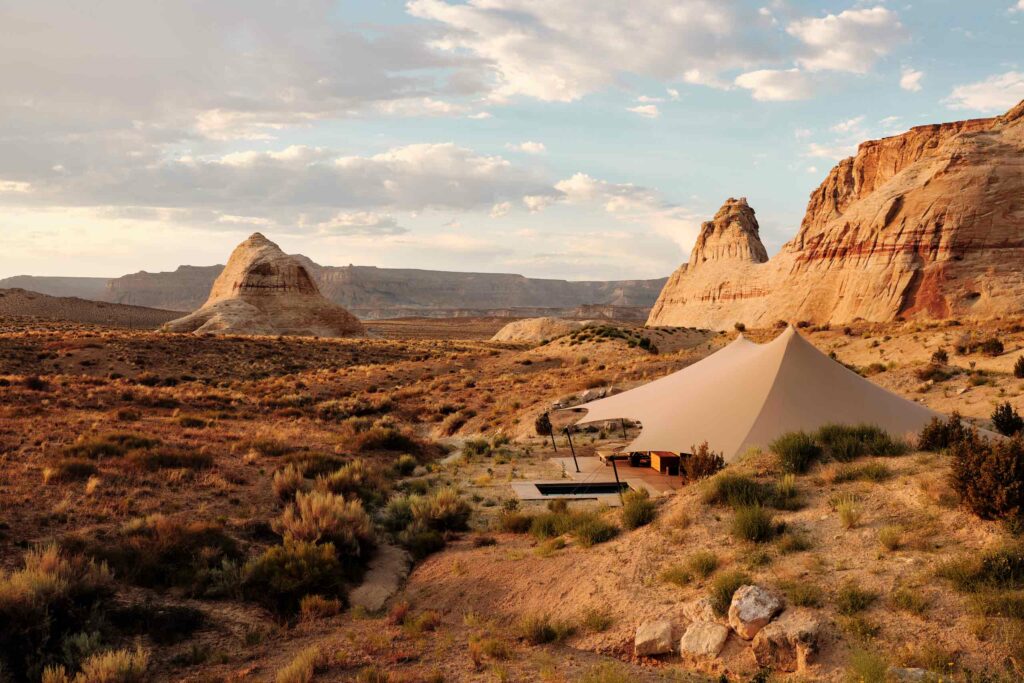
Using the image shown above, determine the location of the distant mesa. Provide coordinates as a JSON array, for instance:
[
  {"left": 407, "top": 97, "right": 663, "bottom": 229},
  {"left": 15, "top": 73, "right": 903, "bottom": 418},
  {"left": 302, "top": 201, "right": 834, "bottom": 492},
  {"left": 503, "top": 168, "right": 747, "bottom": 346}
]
[
  {"left": 648, "top": 98, "right": 1024, "bottom": 329},
  {"left": 162, "top": 233, "right": 365, "bottom": 338}
]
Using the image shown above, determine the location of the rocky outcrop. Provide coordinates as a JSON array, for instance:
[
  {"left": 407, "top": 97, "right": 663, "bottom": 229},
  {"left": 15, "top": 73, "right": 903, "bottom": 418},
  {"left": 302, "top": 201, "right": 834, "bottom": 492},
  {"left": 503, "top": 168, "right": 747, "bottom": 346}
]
[
  {"left": 490, "top": 317, "right": 597, "bottom": 343},
  {"left": 751, "top": 610, "right": 824, "bottom": 673},
  {"left": 162, "top": 233, "right": 364, "bottom": 337},
  {"left": 648, "top": 99, "right": 1024, "bottom": 329},
  {"left": 728, "top": 585, "right": 784, "bottom": 640},
  {"left": 689, "top": 197, "right": 768, "bottom": 268}
]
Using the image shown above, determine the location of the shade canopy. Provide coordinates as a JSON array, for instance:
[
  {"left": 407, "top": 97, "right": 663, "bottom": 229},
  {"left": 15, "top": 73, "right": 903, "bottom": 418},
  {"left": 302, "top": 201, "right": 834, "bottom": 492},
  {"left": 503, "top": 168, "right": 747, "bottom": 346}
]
[{"left": 571, "top": 326, "right": 940, "bottom": 462}]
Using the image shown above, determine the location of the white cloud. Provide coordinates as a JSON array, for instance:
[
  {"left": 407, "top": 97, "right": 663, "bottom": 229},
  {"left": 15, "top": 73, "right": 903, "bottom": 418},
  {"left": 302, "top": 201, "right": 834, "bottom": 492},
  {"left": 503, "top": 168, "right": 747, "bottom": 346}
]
[
  {"left": 315, "top": 211, "right": 407, "bottom": 236},
  {"left": 523, "top": 195, "right": 554, "bottom": 212},
  {"left": 831, "top": 115, "right": 865, "bottom": 133},
  {"left": 0, "top": 180, "right": 32, "bottom": 194},
  {"left": 787, "top": 7, "right": 906, "bottom": 74},
  {"left": 467, "top": 112, "right": 493, "bottom": 119},
  {"left": 667, "top": 88, "right": 681, "bottom": 101},
  {"left": 682, "top": 68, "right": 733, "bottom": 90},
  {"left": 506, "top": 141, "right": 547, "bottom": 154},
  {"left": 408, "top": 0, "right": 777, "bottom": 102},
  {"left": 805, "top": 141, "right": 858, "bottom": 160},
  {"left": 1013, "top": 0, "right": 1024, "bottom": 12},
  {"left": 636, "top": 95, "right": 665, "bottom": 103},
  {"left": 734, "top": 69, "right": 813, "bottom": 101},
  {"left": 900, "top": 67, "right": 924, "bottom": 92},
  {"left": 490, "top": 201, "right": 513, "bottom": 217},
  {"left": 627, "top": 104, "right": 661, "bottom": 118},
  {"left": 794, "top": 128, "right": 813, "bottom": 139},
  {"left": 945, "top": 71, "right": 1024, "bottom": 112}
]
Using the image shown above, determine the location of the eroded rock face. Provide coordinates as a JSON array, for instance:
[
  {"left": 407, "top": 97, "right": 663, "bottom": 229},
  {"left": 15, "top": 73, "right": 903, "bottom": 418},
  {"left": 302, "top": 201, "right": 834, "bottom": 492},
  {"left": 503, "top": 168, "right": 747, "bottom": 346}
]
[
  {"left": 751, "top": 610, "right": 824, "bottom": 673},
  {"left": 162, "top": 233, "right": 365, "bottom": 338},
  {"left": 689, "top": 197, "right": 768, "bottom": 268},
  {"left": 728, "top": 585, "right": 784, "bottom": 640},
  {"left": 648, "top": 99, "right": 1024, "bottom": 329}
]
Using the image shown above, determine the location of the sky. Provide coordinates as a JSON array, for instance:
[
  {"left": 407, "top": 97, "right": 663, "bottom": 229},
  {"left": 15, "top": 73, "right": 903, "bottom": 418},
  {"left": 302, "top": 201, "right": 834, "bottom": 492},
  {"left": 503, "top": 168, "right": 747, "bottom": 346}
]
[{"left": 1, "top": 1, "right": 1022, "bottom": 282}]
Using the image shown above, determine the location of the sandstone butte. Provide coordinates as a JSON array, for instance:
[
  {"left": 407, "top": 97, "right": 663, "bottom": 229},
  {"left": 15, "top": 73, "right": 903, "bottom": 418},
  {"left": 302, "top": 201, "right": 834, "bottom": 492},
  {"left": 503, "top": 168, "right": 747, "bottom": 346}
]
[
  {"left": 648, "top": 98, "right": 1024, "bottom": 330},
  {"left": 162, "top": 233, "right": 365, "bottom": 337}
]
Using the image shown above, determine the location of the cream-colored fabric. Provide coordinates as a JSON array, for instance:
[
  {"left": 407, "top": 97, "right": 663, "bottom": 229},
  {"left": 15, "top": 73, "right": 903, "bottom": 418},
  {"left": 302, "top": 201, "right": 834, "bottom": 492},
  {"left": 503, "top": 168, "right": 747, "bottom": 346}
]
[{"left": 572, "top": 326, "right": 940, "bottom": 462}]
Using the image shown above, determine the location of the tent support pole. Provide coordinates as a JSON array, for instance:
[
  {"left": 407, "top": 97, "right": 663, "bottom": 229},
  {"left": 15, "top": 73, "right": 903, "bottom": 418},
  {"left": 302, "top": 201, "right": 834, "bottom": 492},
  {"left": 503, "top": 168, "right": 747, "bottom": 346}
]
[
  {"left": 565, "top": 428, "right": 580, "bottom": 473},
  {"left": 611, "top": 457, "right": 624, "bottom": 505},
  {"left": 547, "top": 415, "right": 557, "bottom": 452},
  {"left": 619, "top": 418, "right": 627, "bottom": 440}
]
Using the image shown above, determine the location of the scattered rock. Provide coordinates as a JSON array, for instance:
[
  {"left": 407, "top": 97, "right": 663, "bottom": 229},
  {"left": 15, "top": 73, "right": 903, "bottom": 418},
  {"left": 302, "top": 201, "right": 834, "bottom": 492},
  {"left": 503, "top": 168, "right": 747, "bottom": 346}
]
[
  {"left": 679, "top": 621, "right": 729, "bottom": 658},
  {"left": 634, "top": 619, "right": 674, "bottom": 656},
  {"left": 751, "top": 609, "right": 824, "bottom": 673},
  {"left": 728, "top": 585, "right": 784, "bottom": 640},
  {"left": 348, "top": 545, "right": 412, "bottom": 613},
  {"left": 681, "top": 597, "right": 716, "bottom": 623}
]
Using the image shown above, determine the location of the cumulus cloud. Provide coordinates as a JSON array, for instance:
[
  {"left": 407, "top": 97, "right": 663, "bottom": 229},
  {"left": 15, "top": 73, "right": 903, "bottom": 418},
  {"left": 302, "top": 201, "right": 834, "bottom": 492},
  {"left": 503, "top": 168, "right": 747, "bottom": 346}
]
[
  {"left": 734, "top": 69, "right": 813, "bottom": 101},
  {"left": 787, "top": 7, "right": 906, "bottom": 74},
  {"left": 945, "top": 71, "right": 1024, "bottom": 112},
  {"left": 408, "top": 0, "right": 777, "bottom": 102},
  {"left": 900, "top": 67, "right": 924, "bottom": 92},
  {"left": 805, "top": 141, "right": 858, "bottom": 161},
  {"left": 627, "top": 104, "right": 661, "bottom": 118},
  {"left": 506, "top": 141, "right": 547, "bottom": 154},
  {"left": 490, "top": 201, "right": 513, "bottom": 217},
  {"left": 831, "top": 115, "right": 865, "bottom": 133}
]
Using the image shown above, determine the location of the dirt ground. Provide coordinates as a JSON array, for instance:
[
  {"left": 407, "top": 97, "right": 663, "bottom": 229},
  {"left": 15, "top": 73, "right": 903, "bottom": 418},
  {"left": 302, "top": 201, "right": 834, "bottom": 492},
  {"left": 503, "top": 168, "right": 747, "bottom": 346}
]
[{"left": 2, "top": 316, "right": 1023, "bottom": 681}]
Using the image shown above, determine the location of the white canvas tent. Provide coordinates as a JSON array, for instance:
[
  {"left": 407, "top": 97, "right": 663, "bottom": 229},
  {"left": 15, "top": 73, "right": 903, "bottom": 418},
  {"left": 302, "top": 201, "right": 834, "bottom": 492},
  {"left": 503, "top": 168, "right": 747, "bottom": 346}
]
[{"left": 571, "top": 326, "right": 940, "bottom": 462}]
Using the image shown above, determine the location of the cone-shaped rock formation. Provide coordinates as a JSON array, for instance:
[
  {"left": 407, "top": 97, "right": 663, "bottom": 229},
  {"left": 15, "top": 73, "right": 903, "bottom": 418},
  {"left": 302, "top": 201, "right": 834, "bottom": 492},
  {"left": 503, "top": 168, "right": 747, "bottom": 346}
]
[{"left": 163, "top": 233, "right": 365, "bottom": 337}]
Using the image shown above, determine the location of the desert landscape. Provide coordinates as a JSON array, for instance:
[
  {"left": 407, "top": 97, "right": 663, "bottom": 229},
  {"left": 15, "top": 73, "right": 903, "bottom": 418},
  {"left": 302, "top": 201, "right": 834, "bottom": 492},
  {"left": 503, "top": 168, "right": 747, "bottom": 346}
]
[{"left": 3, "top": 3, "right": 1024, "bottom": 682}]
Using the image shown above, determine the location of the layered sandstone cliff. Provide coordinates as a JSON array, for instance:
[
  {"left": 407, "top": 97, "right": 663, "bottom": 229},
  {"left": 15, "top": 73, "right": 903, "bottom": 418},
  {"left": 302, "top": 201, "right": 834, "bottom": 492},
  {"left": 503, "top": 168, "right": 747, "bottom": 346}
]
[
  {"left": 648, "top": 99, "right": 1024, "bottom": 329},
  {"left": 163, "top": 233, "right": 364, "bottom": 337}
]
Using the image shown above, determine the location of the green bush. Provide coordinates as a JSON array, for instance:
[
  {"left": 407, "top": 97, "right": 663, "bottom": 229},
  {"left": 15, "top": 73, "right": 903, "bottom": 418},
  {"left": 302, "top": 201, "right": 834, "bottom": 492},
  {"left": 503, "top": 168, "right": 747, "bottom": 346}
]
[
  {"left": 992, "top": 402, "right": 1024, "bottom": 437},
  {"left": 63, "top": 433, "right": 160, "bottom": 460},
  {"left": 731, "top": 505, "right": 778, "bottom": 543},
  {"left": 571, "top": 514, "right": 618, "bottom": 547},
  {"left": 497, "top": 510, "right": 534, "bottom": 533},
  {"left": 534, "top": 413, "right": 552, "bottom": 436},
  {"left": 380, "top": 494, "right": 414, "bottom": 533},
  {"left": 317, "top": 459, "right": 390, "bottom": 508},
  {"left": 411, "top": 488, "right": 471, "bottom": 532},
  {"left": 1015, "top": 356, "right": 1024, "bottom": 379},
  {"left": 620, "top": 489, "right": 656, "bottom": 530},
  {"left": 394, "top": 454, "right": 418, "bottom": 476},
  {"left": 816, "top": 424, "right": 908, "bottom": 461},
  {"left": 397, "top": 526, "right": 446, "bottom": 560},
  {"left": 835, "top": 581, "right": 877, "bottom": 615},
  {"left": 709, "top": 570, "right": 751, "bottom": 616},
  {"left": 277, "top": 491, "right": 375, "bottom": 571},
  {"left": 950, "top": 430, "right": 1024, "bottom": 522},
  {"left": 517, "top": 614, "right": 575, "bottom": 645},
  {"left": 771, "top": 431, "right": 822, "bottom": 473},
  {"left": 0, "top": 545, "right": 114, "bottom": 680},
  {"left": 936, "top": 545, "right": 1024, "bottom": 592},
  {"left": 241, "top": 541, "right": 344, "bottom": 615},
  {"left": 702, "top": 472, "right": 777, "bottom": 508},
  {"left": 918, "top": 413, "right": 969, "bottom": 452},
  {"left": 354, "top": 426, "right": 422, "bottom": 454}
]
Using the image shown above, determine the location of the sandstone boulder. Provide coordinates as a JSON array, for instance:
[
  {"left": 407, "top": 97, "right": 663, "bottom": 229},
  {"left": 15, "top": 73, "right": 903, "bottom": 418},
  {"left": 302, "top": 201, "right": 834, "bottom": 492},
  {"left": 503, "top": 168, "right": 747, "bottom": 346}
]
[
  {"left": 679, "top": 621, "right": 729, "bottom": 658},
  {"left": 751, "top": 609, "right": 824, "bottom": 673},
  {"left": 681, "top": 597, "right": 717, "bottom": 623},
  {"left": 634, "top": 619, "right": 674, "bottom": 656},
  {"left": 728, "top": 585, "right": 784, "bottom": 640},
  {"left": 648, "top": 99, "right": 1024, "bottom": 329},
  {"left": 162, "top": 233, "right": 364, "bottom": 338}
]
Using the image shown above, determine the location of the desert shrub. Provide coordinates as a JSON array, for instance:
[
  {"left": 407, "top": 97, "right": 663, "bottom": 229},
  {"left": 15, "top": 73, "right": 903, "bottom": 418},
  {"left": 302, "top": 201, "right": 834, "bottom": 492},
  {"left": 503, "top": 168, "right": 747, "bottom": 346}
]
[
  {"left": 771, "top": 431, "right": 822, "bottom": 473},
  {"left": 660, "top": 564, "right": 694, "bottom": 587},
  {"left": 380, "top": 494, "right": 415, "bottom": 533},
  {"left": 241, "top": 540, "right": 344, "bottom": 614},
  {"left": 394, "top": 454, "right": 418, "bottom": 476},
  {"left": 397, "top": 526, "right": 446, "bottom": 560},
  {"left": 518, "top": 614, "right": 575, "bottom": 645},
  {"left": 124, "top": 449, "right": 212, "bottom": 471},
  {"left": 177, "top": 415, "right": 207, "bottom": 429},
  {"left": 731, "top": 505, "right": 778, "bottom": 543},
  {"left": 277, "top": 491, "right": 375, "bottom": 569},
  {"left": 63, "top": 433, "right": 159, "bottom": 460},
  {"left": 534, "top": 413, "right": 552, "bottom": 436},
  {"left": 0, "top": 545, "right": 114, "bottom": 680},
  {"left": 65, "top": 515, "right": 240, "bottom": 593},
  {"left": 780, "top": 580, "right": 822, "bottom": 607},
  {"left": 688, "top": 550, "right": 720, "bottom": 578},
  {"left": 24, "top": 375, "right": 50, "bottom": 391},
  {"left": 835, "top": 581, "right": 877, "bottom": 615},
  {"left": 816, "top": 424, "right": 908, "bottom": 461},
  {"left": 936, "top": 545, "right": 1024, "bottom": 592},
  {"left": 248, "top": 439, "right": 292, "bottom": 457},
  {"left": 284, "top": 453, "right": 345, "bottom": 478},
  {"left": 571, "top": 514, "right": 618, "bottom": 547},
  {"left": 931, "top": 348, "right": 949, "bottom": 364},
  {"left": 43, "top": 646, "right": 149, "bottom": 683},
  {"left": 918, "top": 413, "right": 969, "bottom": 452},
  {"left": 992, "top": 402, "right": 1024, "bottom": 436},
  {"left": 835, "top": 494, "right": 864, "bottom": 529},
  {"left": 846, "top": 649, "right": 887, "bottom": 683},
  {"left": 354, "top": 426, "right": 422, "bottom": 454},
  {"left": 299, "top": 594, "right": 342, "bottom": 620},
  {"left": 878, "top": 525, "right": 903, "bottom": 551},
  {"left": 317, "top": 459, "right": 390, "bottom": 508},
  {"left": 273, "top": 464, "right": 306, "bottom": 501},
  {"left": 682, "top": 441, "right": 725, "bottom": 482},
  {"left": 702, "top": 472, "right": 777, "bottom": 509},
  {"left": 317, "top": 396, "right": 391, "bottom": 421},
  {"left": 620, "top": 489, "right": 656, "bottom": 530},
  {"left": 916, "top": 364, "right": 954, "bottom": 382},
  {"left": 709, "top": 570, "right": 751, "bottom": 616},
  {"left": 734, "top": 322, "right": 746, "bottom": 332},
  {"left": 950, "top": 430, "right": 1024, "bottom": 521},
  {"left": 832, "top": 462, "right": 892, "bottom": 483},
  {"left": 1015, "top": 356, "right": 1024, "bottom": 379},
  {"left": 274, "top": 645, "right": 325, "bottom": 683},
  {"left": 981, "top": 337, "right": 1005, "bottom": 356},
  {"left": 889, "top": 587, "right": 930, "bottom": 614},
  {"left": 777, "top": 531, "right": 812, "bottom": 554},
  {"left": 410, "top": 488, "right": 471, "bottom": 532},
  {"left": 497, "top": 509, "right": 534, "bottom": 533},
  {"left": 44, "top": 459, "right": 98, "bottom": 484},
  {"left": 462, "top": 438, "right": 491, "bottom": 457},
  {"left": 581, "top": 607, "right": 613, "bottom": 633}
]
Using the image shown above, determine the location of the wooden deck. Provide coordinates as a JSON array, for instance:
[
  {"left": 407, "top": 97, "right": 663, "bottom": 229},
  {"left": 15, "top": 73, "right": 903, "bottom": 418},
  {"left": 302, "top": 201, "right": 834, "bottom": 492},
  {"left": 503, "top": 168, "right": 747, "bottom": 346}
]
[{"left": 549, "top": 456, "right": 682, "bottom": 496}]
